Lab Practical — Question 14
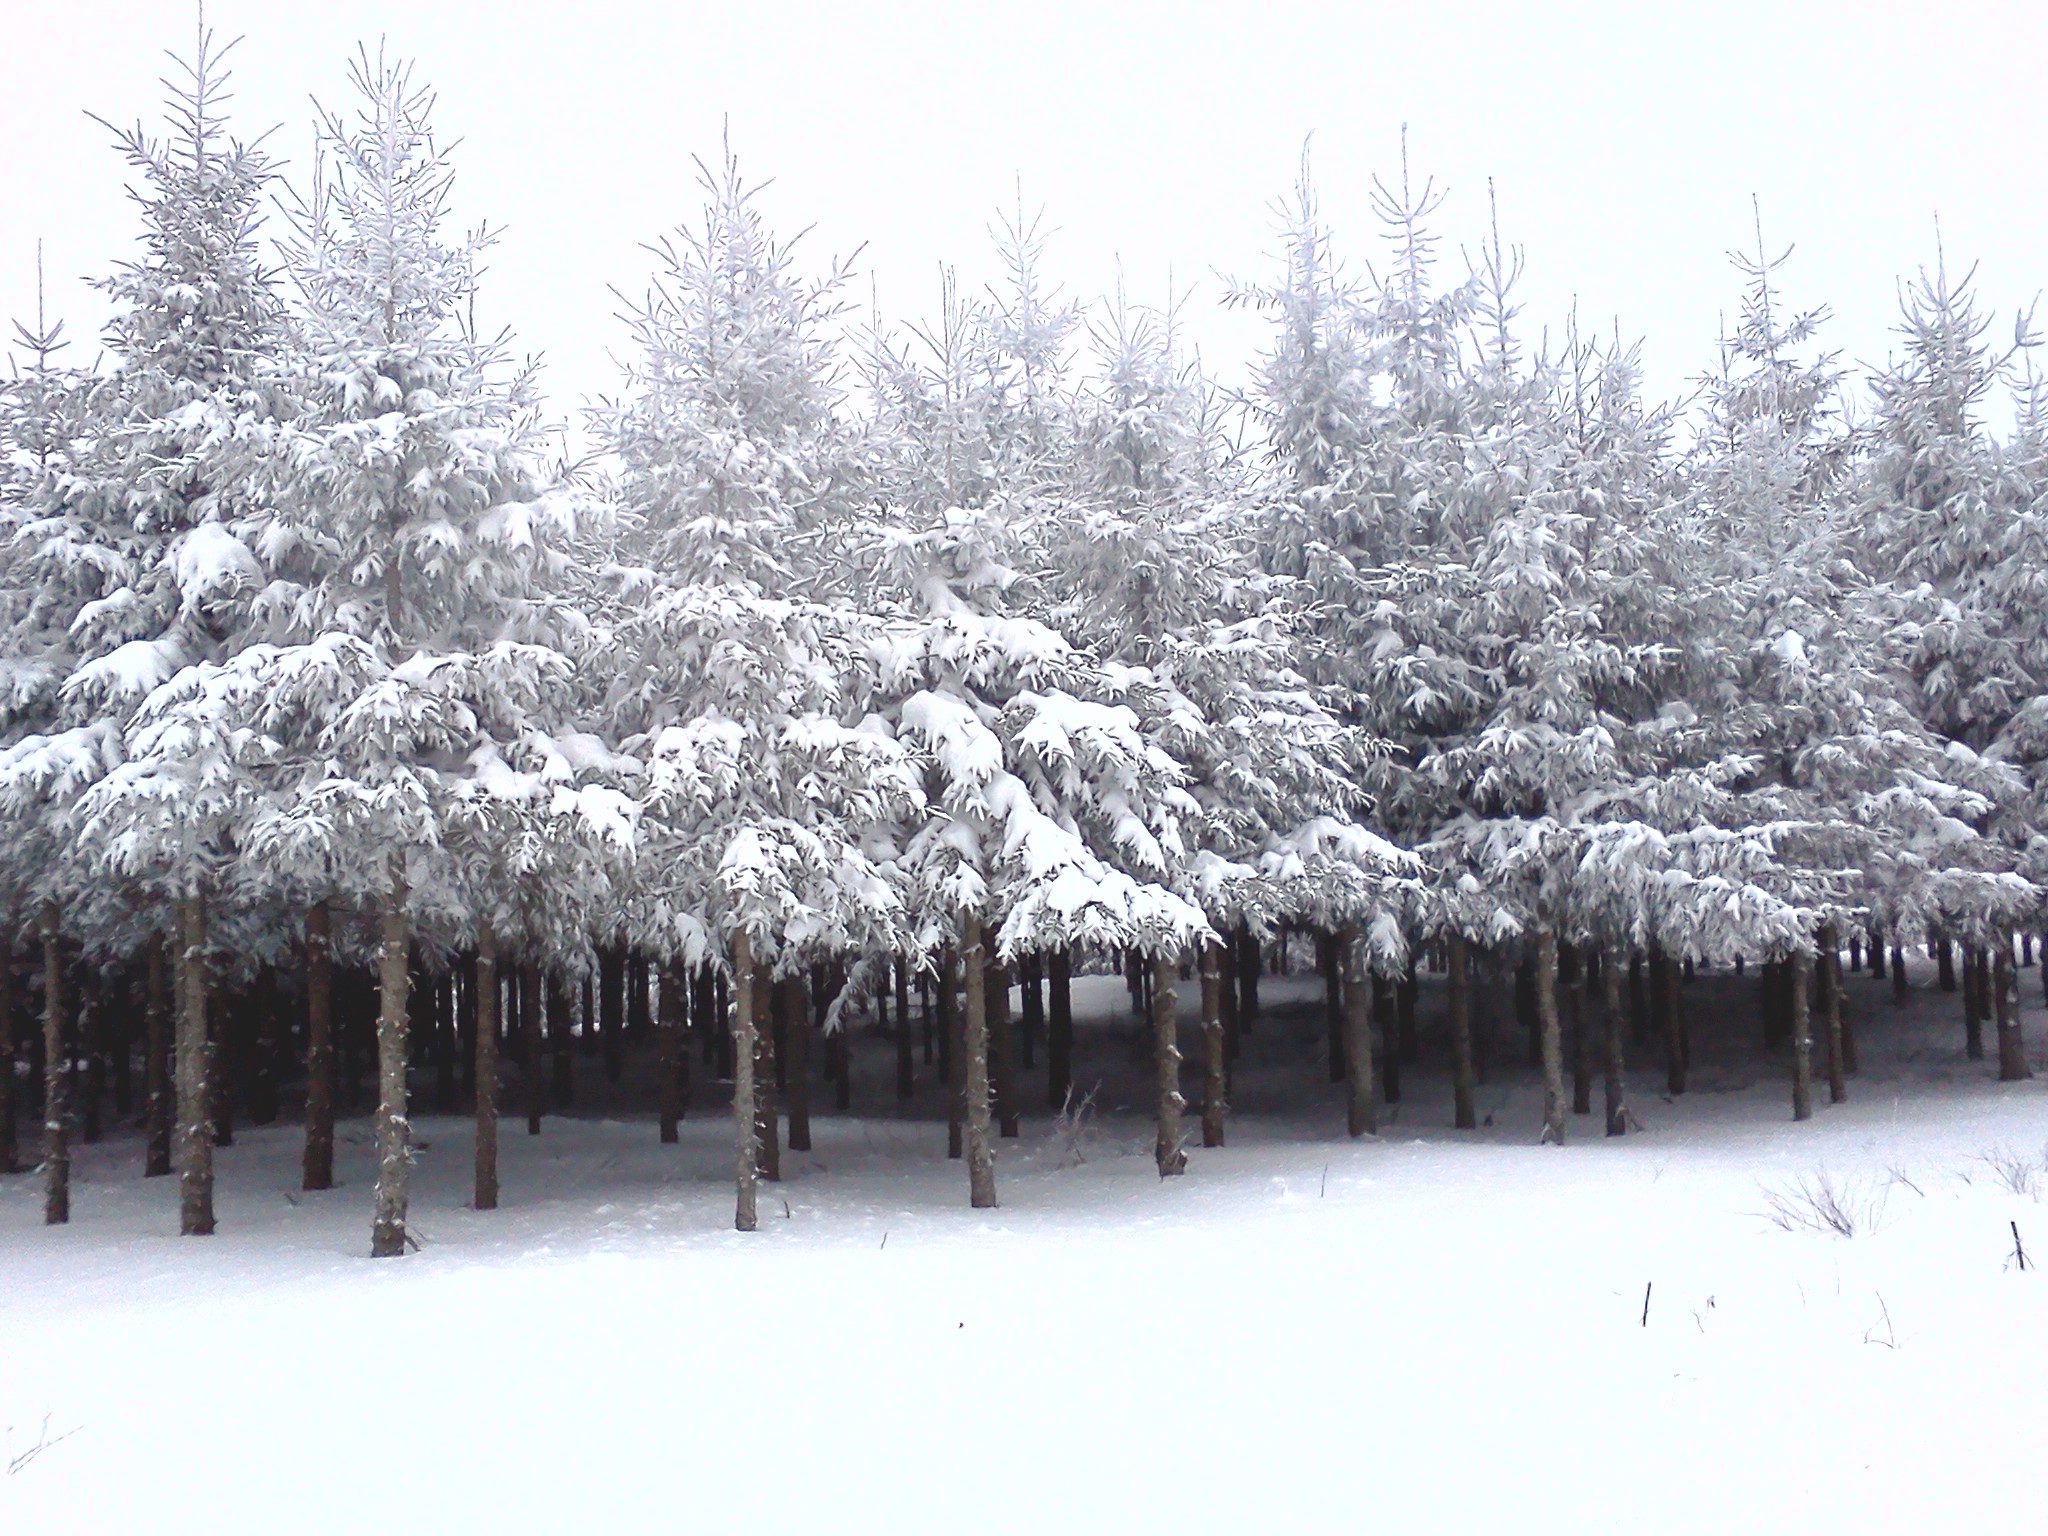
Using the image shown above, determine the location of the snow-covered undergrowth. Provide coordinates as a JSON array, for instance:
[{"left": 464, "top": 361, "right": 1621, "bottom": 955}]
[{"left": 5, "top": 972, "right": 2047, "bottom": 1533}]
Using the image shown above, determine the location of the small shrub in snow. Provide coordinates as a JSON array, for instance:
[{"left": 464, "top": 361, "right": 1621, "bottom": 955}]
[
  {"left": 1046, "top": 1085, "right": 1099, "bottom": 1170},
  {"left": 1975, "top": 1146, "right": 2046, "bottom": 1200},
  {"left": 1758, "top": 1170, "right": 1887, "bottom": 1238}
]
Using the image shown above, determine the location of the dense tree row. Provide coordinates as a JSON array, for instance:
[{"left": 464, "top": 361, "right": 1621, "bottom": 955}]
[{"left": 4, "top": 34, "right": 2043, "bottom": 1250}]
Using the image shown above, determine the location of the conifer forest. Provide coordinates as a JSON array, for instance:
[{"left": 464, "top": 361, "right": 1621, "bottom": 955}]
[{"left": 5, "top": 14, "right": 2048, "bottom": 1528}]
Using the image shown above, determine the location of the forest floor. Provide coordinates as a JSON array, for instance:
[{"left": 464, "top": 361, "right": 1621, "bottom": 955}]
[{"left": 4, "top": 957, "right": 2048, "bottom": 1532}]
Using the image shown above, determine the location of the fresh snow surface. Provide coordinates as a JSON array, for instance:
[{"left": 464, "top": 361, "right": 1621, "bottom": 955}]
[{"left": 5, "top": 962, "right": 2048, "bottom": 1532}]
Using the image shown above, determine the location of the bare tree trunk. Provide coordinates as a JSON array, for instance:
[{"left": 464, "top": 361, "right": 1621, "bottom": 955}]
[
  {"left": 1936, "top": 931, "right": 1956, "bottom": 991},
  {"left": 41, "top": 903, "right": 68, "bottom": 1224},
  {"left": 1373, "top": 972, "right": 1399, "bottom": 1103},
  {"left": 1820, "top": 924, "right": 1845, "bottom": 1105},
  {"left": 1448, "top": 934, "right": 1474, "bottom": 1130},
  {"left": 1996, "top": 936, "right": 2031, "bottom": 1081},
  {"left": 941, "top": 950, "right": 962, "bottom": 1159},
  {"left": 731, "top": 930, "right": 758, "bottom": 1232},
  {"left": 1962, "top": 940, "right": 1983, "bottom": 1059},
  {"left": 1236, "top": 924, "right": 1261, "bottom": 1029},
  {"left": 1321, "top": 931, "right": 1345, "bottom": 1083},
  {"left": 1566, "top": 943, "right": 1591, "bottom": 1116},
  {"left": 1790, "top": 946, "right": 1814, "bottom": 1121},
  {"left": 1628, "top": 951, "right": 1648, "bottom": 1049},
  {"left": 370, "top": 877, "right": 412, "bottom": 1259},
  {"left": 657, "top": 960, "right": 683, "bottom": 1144},
  {"left": 1341, "top": 926, "right": 1375, "bottom": 1138},
  {"left": 1653, "top": 945, "right": 1684, "bottom": 1095},
  {"left": 302, "top": 904, "right": 334, "bottom": 1192},
  {"left": 473, "top": 917, "right": 498, "bottom": 1211},
  {"left": 1046, "top": 947, "right": 1073, "bottom": 1109},
  {"left": 175, "top": 894, "right": 214, "bottom": 1236},
  {"left": 1890, "top": 940, "right": 1908, "bottom": 1006},
  {"left": 1398, "top": 965, "right": 1418, "bottom": 1063},
  {"left": 893, "top": 955, "right": 914, "bottom": 1100},
  {"left": 1603, "top": 946, "right": 1627, "bottom": 1136},
  {"left": 552, "top": 969, "right": 575, "bottom": 1106},
  {"left": 521, "top": 963, "right": 543, "bottom": 1135},
  {"left": 753, "top": 966, "right": 780, "bottom": 1183},
  {"left": 1200, "top": 944, "right": 1226, "bottom": 1148},
  {"left": 989, "top": 946, "right": 1017, "bottom": 1139},
  {"left": 784, "top": 974, "right": 812, "bottom": 1155},
  {"left": 601, "top": 943, "right": 624, "bottom": 1083},
  {"left": 80, "top": 967, "right": 103, "bottom": 1144},
  {"left": 1018, "top": 952, "right": 1042, "bottom": 1070},
  {"left": 961, "top": 915, "right": 998, "bottom": 1208},
  {"left": 1152, "top": 953, "right": 1185, "bottom": 1177},
  {"left": 0, "top": 918, "right": 15, "bottom": 1175},
  {"left": 1536, "top": 924, "right": 1564, "bottom": 1146}
]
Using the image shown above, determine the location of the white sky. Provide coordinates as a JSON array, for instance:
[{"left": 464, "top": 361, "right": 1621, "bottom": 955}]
[{"left": 4, "top": 1, "right": 2044, "bottom": 430}]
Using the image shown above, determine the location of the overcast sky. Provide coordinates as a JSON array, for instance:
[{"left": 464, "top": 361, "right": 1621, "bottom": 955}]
[{"left": 4, "top": 1, "right": 2043, "bottom": 429}]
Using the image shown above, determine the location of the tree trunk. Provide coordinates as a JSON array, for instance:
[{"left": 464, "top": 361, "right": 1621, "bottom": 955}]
[
  {"left": 1046, "top": 947, "right": 1073, "bottom": 1109},
  {"left": 1535, "top": 925, "right": 1565, "bottom": 1145},
  {"left": 989, "top": 946, "right": 1017, "bottom": 1139},
  {"left": 1448, "top": 934, "right": 1474, "bottom": 1130},
  {"left": 600, "top": 943, "right": 624, "bottom": 1083},
  {"left": 1219, "top": 940, "right": 1240, "bottom": 1065},
  {"left": 370, "top": 878, "right": 412, "bottom": 1259},
  {"left": 894, "top": 958, "right": 912, "bottom": 1099},
  {"left": 1200, "top": 944, "right": 1226, "bottom": 1148},
  {"left": 522, "top": 963, "right": 544, "bottom": 1135},
  {"left": 731, "top": 930, "right": 758, "bottom": 1232},
  {"left": 1628, "top": 951, "right": 1648, "bottom": 1049},
  {"left": 79, "top": 963, "right": 103, "bottom": 1146},
  {"left": 941, "top": 950, "right": 962, "bottom": 1159},
  {"left": 1603, "top": 946, "right": 1627, "bottom": 1136},
  {"left": 1996, "top": 936, "right": 2031, "bottom": 1081},
  {"left": 1398, "top": 965, "right": 1418, "bottom": 1063},
  {"left": 1820, "top": 925, "right": 1845, "bottom": 1105},
  {"left": 1152, "top": 952, "right": 1185, "bottom": 1177},
  {"left": 1653, "top": 945, "right": 1684, "bottom": 1095},
  {"left": 432, "top": 967, "right": 455, "bottom": 1113},
  {"left": 473, "top": 918, "right": 499, "bottom": 1210},
  {"left": 784, "top": 974, "right": 812, "bottom": 1155},
  {"left": 1791, "top": 947, "right": 1813, "bottom": 1121},
  {"left": 919, "top": 969, "right": 934, "bottom": 1068},
  {"left": 657, "top": 960, "right": 683, "bottom": 1144},
  {"left": 1321, "top": 932, "right": 1345, "bottom": 1083},
  {"left": 550, "top": 971, "right": 575, "bottom": 1107},
  {"left": 41, "top": 903, "right": 68, "bottom": 1225},
  {"left": 0, "top": 919, "right": 15, "bottom": 1175},
  {"left": 1517, "top": 954, "right": 1540, "bottom": 1068},
  {"left": 1373, "top": 972, "right": 1399, "bottom": 1104},
  {"left": 1963, "top": 942, "right": 1985, "bottom": 1060},
  {"left": 302, "top": 904, "right": 335, "bottom": 1192},
  {"left": 1868, "top": 928, "right": 1886, "bottom": 978},
  {"left": 1341, "top": 927, "right": 1375, "bottom": 1138},
  {"left": 175, "top": 894, "right": 214, "bottom": 1237},
  {"left": 892, "top": 955, "right": 915, "bottom": 1100},
  {"left": 961, "top": 915, "right": 998, "bottom": 1208},
  {"left": 1235, "top": 923, "right": 1260, "bottom": 1029},
  {"left": 824, "top": 968, "right": 850, "bottom": 1113},
  {"left": 1936, "top": 931, "right": 1956, "bottom": 991},
  {"left": 753, "top": 967, "right": 780, "bottom": 1182},
  {"left": 210, "top": 967, "right": 235, "bottom": 1148},
  {"left": 1890, "top": 941, "right": 1908, "bottom": 1006},
  {"left": 628, "top": 954, "right": 650, "bottom": 1041},
  {"left": 1565, "top": 942, "right": 1591, "bottom": 1115},
  {"left": 1018, "top": 953, "right": 1042, "bottom": 1070}
]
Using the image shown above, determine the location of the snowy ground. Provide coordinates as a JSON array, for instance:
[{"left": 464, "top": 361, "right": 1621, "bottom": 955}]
[{"left": 5, "top": 960, "right": 2048, "bottom": 1532}]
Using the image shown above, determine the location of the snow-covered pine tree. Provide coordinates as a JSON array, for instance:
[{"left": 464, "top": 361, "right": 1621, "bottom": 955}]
[
  {"left": 228, "top": 47, "right": 590, "bottom": 1254},
  {"left": 5, "top": 19, "right": 286, "bottom": 1226}
]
